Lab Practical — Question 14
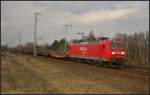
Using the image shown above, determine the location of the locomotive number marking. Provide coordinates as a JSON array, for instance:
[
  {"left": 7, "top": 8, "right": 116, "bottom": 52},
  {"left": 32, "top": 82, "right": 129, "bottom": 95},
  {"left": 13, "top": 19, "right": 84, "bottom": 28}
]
[
  {"left": 80, "top": 47, "right": 87, "bottom": 54},
  {"left": 80, "top": 47, "right": 87, "bottom": 51}
]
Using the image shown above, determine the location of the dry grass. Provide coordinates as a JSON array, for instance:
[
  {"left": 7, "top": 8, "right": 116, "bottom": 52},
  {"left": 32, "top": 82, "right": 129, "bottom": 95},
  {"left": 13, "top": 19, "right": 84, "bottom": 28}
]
[{"left": 1, "top": 53, "right": 149, "bottom": 94}]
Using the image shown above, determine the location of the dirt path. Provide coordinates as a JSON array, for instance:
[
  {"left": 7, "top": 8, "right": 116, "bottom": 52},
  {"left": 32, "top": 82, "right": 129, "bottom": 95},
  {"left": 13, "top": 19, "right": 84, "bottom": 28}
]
[{"left": 1, "top": 53, "right": 149, "bottom": 94}]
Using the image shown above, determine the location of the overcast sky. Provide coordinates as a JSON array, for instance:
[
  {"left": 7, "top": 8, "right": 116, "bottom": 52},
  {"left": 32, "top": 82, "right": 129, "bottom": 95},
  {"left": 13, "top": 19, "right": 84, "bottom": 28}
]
[{"left": 1, "top": 1, "right": 149, "bottom": 47}]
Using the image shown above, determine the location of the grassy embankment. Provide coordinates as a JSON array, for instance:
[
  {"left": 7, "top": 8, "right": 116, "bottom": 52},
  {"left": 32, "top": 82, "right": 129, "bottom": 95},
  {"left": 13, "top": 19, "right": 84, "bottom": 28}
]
[{"left": 1, "top": 53, "right": 149, "bottom": 94}]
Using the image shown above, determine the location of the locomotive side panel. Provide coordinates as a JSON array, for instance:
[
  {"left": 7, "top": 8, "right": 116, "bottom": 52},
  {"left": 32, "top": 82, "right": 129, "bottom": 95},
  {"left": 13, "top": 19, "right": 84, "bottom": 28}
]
[
  {"left": 68, "top": 43, "right": 101, "bottom": 60},
  {"left": 86, "top": 44, "right": 100, "bottom": 59},
  {"left": 68, "top": 39, "right": 112, "bottom": 62}
]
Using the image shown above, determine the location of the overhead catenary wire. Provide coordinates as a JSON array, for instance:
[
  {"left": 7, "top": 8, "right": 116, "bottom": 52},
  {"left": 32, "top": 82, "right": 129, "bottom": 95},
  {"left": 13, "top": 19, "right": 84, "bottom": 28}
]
[
  {"left": 70, "top": 7, "right": 149, "bottom": 32},
  {"left": 36, "top": 2, "right": 73, "bottom": 45},
  {"left": 63, "top": 6, "right": 149, "bottom": 42},
  {"left": 24, "top": 6, "right": 149, "bottom": 45}
]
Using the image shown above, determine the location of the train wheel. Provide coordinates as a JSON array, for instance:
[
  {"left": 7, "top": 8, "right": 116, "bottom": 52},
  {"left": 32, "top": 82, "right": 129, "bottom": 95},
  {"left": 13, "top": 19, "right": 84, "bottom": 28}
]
[
  {"left": 69, "top": 57, "right": 72, "bottom": 61},
  {"left": 117, "top": 62, "right": 122, "bottom": 67},
  {"left": 75, "top": 58, "right": 80, "bottom": 63},
  {"left": 113, "top": 62, "right": 122, "bottom": 69},
  {"left": 103, "top": 61, "right": 110, "bottom": 67},
  {"left": 97, "top": 60, "right": 104, "bottom": 67},
  {"left": 86, "top": 60, "right": 91, "bottom": 64},
  {"left": 63, "top": 57, "right": 68, "bottom": 61},
  {"left": 71, "top": 58, "right": 75, "bottom": 62}
]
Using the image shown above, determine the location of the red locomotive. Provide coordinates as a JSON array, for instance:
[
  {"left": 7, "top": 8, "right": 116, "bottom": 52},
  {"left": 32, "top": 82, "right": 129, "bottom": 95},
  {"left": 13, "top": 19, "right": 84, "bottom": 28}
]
[
  {"left": 67, "top": 37, "right": 126, "bottom": 66},
  {"left": 50, "top": 37, "right": 126, "bottom": 66}
]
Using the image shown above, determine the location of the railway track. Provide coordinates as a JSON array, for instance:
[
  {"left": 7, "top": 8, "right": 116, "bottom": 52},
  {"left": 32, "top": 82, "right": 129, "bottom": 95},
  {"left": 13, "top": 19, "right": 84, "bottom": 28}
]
[
  {"left": 63, "top": 58, "right": 149, "bottom": 77},
  {"left": 15, "top": 52, "right": 149, "bottom": 78},
  {"left": 119, "top": 65, "right": 149, "bottom": 77}
]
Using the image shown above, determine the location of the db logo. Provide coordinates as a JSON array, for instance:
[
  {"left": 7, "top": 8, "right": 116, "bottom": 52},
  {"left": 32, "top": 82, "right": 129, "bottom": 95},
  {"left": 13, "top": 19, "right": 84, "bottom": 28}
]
[
  {"left": 116, "top": 52, "right": 120, "bottom": 54},
  {"left": 80, "top": 47, "right": 87, "bottom": 51}
]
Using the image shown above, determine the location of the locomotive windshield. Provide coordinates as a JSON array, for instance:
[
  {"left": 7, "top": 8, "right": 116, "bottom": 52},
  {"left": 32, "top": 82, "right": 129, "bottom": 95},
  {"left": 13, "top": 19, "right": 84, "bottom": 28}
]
[{"left": 110, "top": 40, "right": 125, "bottom": 49}]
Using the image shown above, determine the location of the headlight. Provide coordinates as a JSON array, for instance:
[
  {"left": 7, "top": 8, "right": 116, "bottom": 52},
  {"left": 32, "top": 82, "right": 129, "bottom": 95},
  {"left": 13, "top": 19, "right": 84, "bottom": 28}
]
[
  {"left": 112, "top": 52, "right": 115, "bottom": 54},
  {"left": 121, "top": 52, "right": 125, "bottom": 54}
]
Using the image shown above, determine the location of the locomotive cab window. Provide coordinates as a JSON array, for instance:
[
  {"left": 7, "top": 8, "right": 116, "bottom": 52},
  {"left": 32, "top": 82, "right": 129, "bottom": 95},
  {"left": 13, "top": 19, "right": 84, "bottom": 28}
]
[
  {"left": 102, "top": 44, "right": 105, "bottom": 49},
  {"left": 110, "top": 40, "right": 124, "bottom": 49}
]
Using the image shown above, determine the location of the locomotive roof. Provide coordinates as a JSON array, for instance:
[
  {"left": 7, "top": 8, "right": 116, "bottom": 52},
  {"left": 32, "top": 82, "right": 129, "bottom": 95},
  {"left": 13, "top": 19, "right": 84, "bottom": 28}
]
[
  {"left": 70, "top": 38, "right": 110, "bottom": 45},
  {"left": 100, "top": 37, "right": 109, "bottom": 40}
]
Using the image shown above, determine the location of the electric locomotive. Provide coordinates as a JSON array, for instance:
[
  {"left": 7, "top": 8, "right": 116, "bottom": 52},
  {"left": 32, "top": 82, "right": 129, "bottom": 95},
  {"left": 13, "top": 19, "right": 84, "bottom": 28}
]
[{"left": 67, "top": 37, "right": 126, "bottom": 66}]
